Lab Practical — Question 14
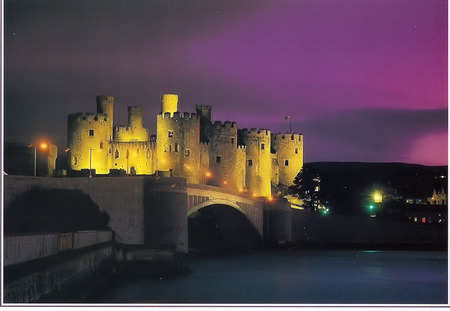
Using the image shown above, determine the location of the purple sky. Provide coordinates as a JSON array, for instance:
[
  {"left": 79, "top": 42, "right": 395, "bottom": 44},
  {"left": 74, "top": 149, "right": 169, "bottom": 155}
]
[{"left": 4, "top": 0, "right": 448, "bottom": 165}]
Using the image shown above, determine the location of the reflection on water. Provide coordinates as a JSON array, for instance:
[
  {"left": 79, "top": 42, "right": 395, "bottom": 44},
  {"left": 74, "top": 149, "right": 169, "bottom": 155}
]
[{"left": 86, "top": 249, "right": 447, "bottom": 304}]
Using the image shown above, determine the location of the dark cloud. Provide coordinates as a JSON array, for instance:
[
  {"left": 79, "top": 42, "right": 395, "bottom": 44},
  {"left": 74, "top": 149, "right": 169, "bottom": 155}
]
[{"left": 295, "top": 109, "right": 448, "bottom": 163}]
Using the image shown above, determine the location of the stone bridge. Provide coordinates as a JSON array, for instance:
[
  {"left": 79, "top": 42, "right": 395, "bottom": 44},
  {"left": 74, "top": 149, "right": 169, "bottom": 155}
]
[
  {"left": 4, "top": 176, "right": 292, "bottom": 255},
  {"left": 187, "top": 184, "right": 266, "bottom": 237}
]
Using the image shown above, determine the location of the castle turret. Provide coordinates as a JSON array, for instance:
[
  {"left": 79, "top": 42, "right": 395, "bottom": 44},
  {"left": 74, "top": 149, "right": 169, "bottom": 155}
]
[
  {"left": 96, "top": 96, "right": 114, "bottom": 139},
  {"left": 161, "top": 94, "right": 178, "bottom": 116},
  {"left": 238, "top": 129, "right": 272, "bottom": 198},
  {"left": 271, "top": 133, "right": 303, "bottom": 186},
  {"left": 207, "top": 121, "right": 244, "bottom": 191},
  {"left": 114, "top": 106, "right": 149, "bottom": 142},
  {"left": 67, "top": 111, "right": 112, "bottom": 175},
  {"left": 196, "top": 105, "right": 212, "bottom": 142},
  {"left": 157, "top": 96, "right": 202, "bottom": 183}
]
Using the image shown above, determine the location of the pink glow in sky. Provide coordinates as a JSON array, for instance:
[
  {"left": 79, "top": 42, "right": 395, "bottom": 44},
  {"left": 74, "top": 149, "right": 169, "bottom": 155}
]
[{"left": 4, "top": 0, "right": 448, "bottom": 165}]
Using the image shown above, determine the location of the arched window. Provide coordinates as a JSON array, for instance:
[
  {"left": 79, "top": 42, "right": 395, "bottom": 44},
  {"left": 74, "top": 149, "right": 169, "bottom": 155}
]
[{"left": 115, "top": 149, "right": 120, "bottom": 159}]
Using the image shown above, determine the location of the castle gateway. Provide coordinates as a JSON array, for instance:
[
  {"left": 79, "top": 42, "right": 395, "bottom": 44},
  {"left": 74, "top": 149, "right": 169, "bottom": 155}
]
[{"left": 67, "top": 94, "right": 303, "bottom": 198}]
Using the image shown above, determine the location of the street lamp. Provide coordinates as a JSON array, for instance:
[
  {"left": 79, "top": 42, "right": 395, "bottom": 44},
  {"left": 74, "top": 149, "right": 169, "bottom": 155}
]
[
  {"left": 89, "top": 147, "right": 93, "bottom": 178},
  {"left": 31, "top": 140, "right": 48, "bottom": 176}
]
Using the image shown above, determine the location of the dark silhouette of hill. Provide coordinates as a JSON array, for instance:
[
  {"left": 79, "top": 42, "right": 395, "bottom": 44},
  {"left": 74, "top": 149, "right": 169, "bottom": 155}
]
[
  {"left": 5, "top": 187, "right": 110, "bottom": 234},
  {"left": 302, "top": 162, "right": 447, "bottom": 216}
]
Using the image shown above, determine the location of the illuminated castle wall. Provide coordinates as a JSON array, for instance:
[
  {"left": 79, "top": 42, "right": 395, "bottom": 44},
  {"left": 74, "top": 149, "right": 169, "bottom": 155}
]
[{"left": 67, "top": 94, "right": 303, "bottom": 198}]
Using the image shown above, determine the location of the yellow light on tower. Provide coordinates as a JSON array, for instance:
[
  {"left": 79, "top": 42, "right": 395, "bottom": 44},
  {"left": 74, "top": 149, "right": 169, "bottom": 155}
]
[
  {"left": 205, "top": 171, "right": 212, "bottom": 178},
  {"left": 373, "top": 191, "right": 383, "bottom": 203}
]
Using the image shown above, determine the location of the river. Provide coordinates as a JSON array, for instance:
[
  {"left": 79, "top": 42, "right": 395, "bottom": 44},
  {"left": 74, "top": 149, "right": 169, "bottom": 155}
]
[{"left": 77, "top": 249, "right": 447, "bottom": 305}]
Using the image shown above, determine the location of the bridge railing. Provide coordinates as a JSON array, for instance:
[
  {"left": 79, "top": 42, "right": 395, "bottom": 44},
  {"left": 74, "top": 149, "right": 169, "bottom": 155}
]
[{"left": 4, "top": 230, "right": 113, "bottom": 266}]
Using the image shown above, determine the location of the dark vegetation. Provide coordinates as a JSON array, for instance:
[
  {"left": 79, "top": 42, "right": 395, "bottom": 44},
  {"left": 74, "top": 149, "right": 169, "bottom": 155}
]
[
  {"left": 289, "top": 162, "right": 447, "bottom": 216},
  {"left": 5, "top": 187, "right": 110, "bottom": 234}
]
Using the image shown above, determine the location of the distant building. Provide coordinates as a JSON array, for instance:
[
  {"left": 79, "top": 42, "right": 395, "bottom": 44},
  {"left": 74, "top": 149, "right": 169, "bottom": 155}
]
[
  {"left": 67, "top": 94, "right": 304, "bottom": 198},
  {"left": 428, "top": 188, "right": 447, "bottom": 205},
  {"left": 4, "top": 142, "right": 58, "bottom": 177}
]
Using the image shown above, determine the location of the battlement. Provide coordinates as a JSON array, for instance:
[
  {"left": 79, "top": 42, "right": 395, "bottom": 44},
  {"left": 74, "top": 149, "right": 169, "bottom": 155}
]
[
  {"left": 158, "top": 112, "right": 199, "bottom": 120},
  {"left": 238, "top": 128, "right": 270, "bottom": 136},
  {"left": 237, "top": 145, "right": 247, "bottom": 150},
  {"left": 68, "top": 113, "right": 108, "bottom": 122},
  {"left": 213, "top": 121, "right": 237, "bottom": 129},
  {"left": 271, "top": 133, "right": 303, "bottom": 141}
]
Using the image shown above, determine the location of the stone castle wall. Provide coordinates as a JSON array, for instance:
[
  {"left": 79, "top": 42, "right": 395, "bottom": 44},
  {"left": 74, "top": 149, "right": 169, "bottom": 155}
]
[
  {"left": 67, "top": 94, "right": 304, "bottom": 198},
  {"left": 238, "top": 129, "right": 272, "bottom": 198},
  {"left": 271, "top": 133, "right": 304, "bottom": 186}
]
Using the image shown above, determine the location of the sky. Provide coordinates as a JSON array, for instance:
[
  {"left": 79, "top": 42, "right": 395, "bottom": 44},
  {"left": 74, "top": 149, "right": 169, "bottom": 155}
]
[{"left": 3, "top": 0, "right": 448, "bottom": 165}]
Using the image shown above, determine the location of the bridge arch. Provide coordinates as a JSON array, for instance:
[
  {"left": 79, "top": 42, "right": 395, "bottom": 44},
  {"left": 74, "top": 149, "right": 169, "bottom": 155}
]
[{"left": 188, "top": 198, "right": 247, "bottom": 217}]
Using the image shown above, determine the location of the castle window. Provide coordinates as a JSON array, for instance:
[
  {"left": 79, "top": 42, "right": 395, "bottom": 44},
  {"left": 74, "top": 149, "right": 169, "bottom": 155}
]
[
  {"left": 216, "top": 156, "right": 221, "bottom": 164},
  {"left": 169, "top": 145, "right": 172, "bottom": 152},
  {"left": 247, "top": 159, "right": 253, "bottom": 166},
  {"left": 295, "top": 148, "right": 298, "bottom": 154},
  {"left": 284, "top": 160, "right": 289, "bottom": 166},
  {"left": 73, "top": 155, "right": 79, "bottom": 166},
  {"left": 89, "top": 130, "right": 94, "bottom": 137},
  {"left": 174, "top": 143, "right": 179, "bottom": 152},
  {"left": 168, "top": 130, "right": 174, "bottom": 137},
  {"left": 115, "top": 150, "right": 120, "bottom": 159},
  {"left": 185, "top": 149, "right": 191, "bottom": 158},
  {"left": 231, "top": 137, "right": 235, "bottom": 144},
  {"left": 100, "top": 142, "right": 104, "bottom": 149},
  {"left": 261, "top": 143, "right": 265, "bottom": 150}
]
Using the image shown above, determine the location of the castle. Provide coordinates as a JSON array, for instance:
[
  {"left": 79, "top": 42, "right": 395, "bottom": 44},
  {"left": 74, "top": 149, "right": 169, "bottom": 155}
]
[{"left": 67, "top": 94, "right": 303, "bottom": 198}]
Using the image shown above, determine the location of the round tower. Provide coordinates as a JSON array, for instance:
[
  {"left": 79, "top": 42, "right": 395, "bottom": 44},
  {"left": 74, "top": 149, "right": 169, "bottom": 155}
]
[
  {"left": 156, "top": 111, "right": 201, "bottom": 183},
  {"left": 238, "top": 129, "right": 272, "bottom": 198},
  {"left": 67, "top": 112, "right": 112, "bottom": 175},
  {"left": 208, "top": 121, "right": 242, "bottom": 190},
  {"left": 271, "top": 133, "right": 304, "bottom": 186},
  {"left": 96, "top": 95, "right": 114, "bottom": 141},
  {"left": 128, "top": 106, "right": 143, "bottom": 129},
  {"left": 161, "top": 94, "right": 178, "bottom": 116}
]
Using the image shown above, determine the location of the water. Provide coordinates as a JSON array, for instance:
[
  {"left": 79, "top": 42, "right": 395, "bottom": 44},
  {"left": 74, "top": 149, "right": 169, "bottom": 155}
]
[{"left": 89, "top": 249, "right": 447, "bottom": 304}]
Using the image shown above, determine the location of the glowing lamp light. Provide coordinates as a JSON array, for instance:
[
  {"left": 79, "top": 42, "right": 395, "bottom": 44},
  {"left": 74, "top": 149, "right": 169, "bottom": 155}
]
[
  {"left": 223, "top": 180, "right": 228, "bottom": 185},
  {"left": 267, "top": 196, "right": 274, "bottom": 202},
  {"left": 40, "top": 142, "right": 48, "bottom": 150},
  {"left": 373, "top": 192, "right": 383, "bottom": 203},
  {"left": 205, "top": 171, "right": 212, "bottom": 178}
]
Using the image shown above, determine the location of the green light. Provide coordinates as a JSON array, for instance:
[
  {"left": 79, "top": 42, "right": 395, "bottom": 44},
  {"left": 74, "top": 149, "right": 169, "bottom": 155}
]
[{"left": 369, "top": 205, "right": 375, "bottom": 210}]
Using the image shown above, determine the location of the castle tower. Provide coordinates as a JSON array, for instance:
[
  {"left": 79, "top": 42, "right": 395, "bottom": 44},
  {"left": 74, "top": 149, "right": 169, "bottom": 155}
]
[
  {"left": 196, "top": 105, "right": 212, "bottom": 142},
  {"left": 157, "top": 95, "right": 202, "bottom": 183},
  {"left": 96, "top": 95, "right": 114, "bottom": 140},
  {"left": 161, "top": 94, "right": 178, "bottom": 116},
  {"left": 114, "top": 106, "right": 150, "bottom": 142},
  {"left": 271, "top": 133, "right": 303, "bottom": 186},
  {"left": 68, "top": 97, "right": 114, "bottom": 175},
  {"left": 128, "top": 106, "right": 143, "bottom": 129},
  {"left": 238, "top": 129, "right": 272, "bottom": 198},
  {"left": 207, "top": 121, "right": 244, "bottom": 191}
]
